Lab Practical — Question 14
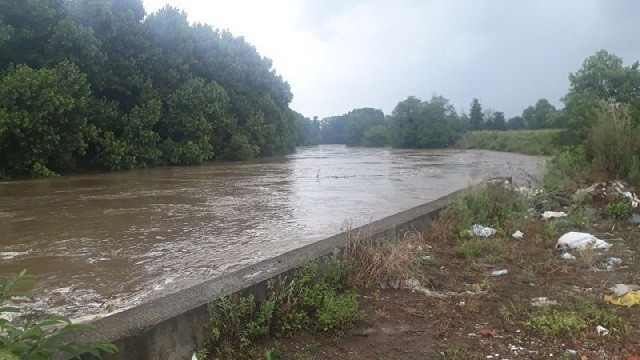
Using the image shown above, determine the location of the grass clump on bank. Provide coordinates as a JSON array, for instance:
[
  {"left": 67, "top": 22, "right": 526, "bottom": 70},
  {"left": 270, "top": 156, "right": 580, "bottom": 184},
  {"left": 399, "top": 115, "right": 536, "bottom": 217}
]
[
  {"left": 199, "top": 251, "right": 359, "bottom": 359},
  {"left": 456, "top": 129, "right": 562, "bottom": 156}
]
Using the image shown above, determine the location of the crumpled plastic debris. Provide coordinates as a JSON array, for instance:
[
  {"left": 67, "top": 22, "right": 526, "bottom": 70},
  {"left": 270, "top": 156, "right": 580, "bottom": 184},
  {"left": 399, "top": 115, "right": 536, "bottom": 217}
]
[
  {"left": 596, "top": 325, "right": 610, "bottom": 336},
  {"left": 604, "top": 284, "right": 640, "bottom": 306},
  {"left": 556, "top": 232, "right": 612, "bottom": 250},
  {"left": 613, "top": 180, "right": 639, "bottom": 208},
  {"left": 542, "top": 211, "right": 567, "bottom": 219},
  {"left": 610, "top": 283, "right": 640, "bottom": 296},
  {"left": 471, "top": 224, "right": 496, "bottom": 237},
  {"left": 491, "top": 269, "right": 508, "bottom": 276},
  {"left": 531, "top": 297, "right": 558, "bottom": 307},
  {"left": 606, "top": 257, "right": 622, "bottom": 269},
  {"left": 561, "top": 252, "right": 576, "bottom": 260},
  {"left": 512, "top": 230, "right": 524, "bottom": 239}
]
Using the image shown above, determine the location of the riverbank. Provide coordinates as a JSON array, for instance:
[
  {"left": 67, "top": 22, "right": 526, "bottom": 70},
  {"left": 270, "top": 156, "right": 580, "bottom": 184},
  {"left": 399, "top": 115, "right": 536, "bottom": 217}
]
[
  {"left": 456, "top": 129, "right": 562, "bottom": 156},
  {"left": 199, "top": 180, "right": 640, "bottom": 359}
]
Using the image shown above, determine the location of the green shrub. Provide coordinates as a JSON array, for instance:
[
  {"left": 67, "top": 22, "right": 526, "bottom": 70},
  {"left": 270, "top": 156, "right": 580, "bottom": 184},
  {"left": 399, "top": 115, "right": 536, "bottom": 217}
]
[
  {"left": 0, "top": 271, "right": 117, "bottom": 360},
  {"left": 542, "top": 146, "right": 590, "bottom": 194},
  {"left": 203, "top": 250, "right": 360, "bottom": 359},
  {"left": 603, "top": 201, "right": 633, "bottom": 222},
  {"left": 453, "top": 182, "right": 527, "bottom": 230}
]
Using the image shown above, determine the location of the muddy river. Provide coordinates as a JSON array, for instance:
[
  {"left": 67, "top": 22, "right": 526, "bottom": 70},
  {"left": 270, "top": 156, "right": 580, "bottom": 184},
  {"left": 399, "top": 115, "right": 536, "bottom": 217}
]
[{"left": 0, "top": 145, "right": 547, "bottom": 320}]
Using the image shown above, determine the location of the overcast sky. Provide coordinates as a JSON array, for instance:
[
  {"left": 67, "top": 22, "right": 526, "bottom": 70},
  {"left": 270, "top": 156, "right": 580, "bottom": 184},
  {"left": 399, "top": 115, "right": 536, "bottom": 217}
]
[{"left": 141, "top": 0, "right": 640, "bottom": 119}]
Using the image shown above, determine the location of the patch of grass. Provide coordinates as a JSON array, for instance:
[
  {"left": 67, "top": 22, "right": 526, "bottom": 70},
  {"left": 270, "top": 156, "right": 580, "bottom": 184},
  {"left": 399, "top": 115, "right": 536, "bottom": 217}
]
[
  {"left": 344, "top": 230, "right": 426, "bottom": 287},
  {"left": 603, "top": 200, "right": 633, "bottom": 222},
  {"left": 202, "top": 250, "right": 361, "bottom": 359},
  {"left": 452, "top": 182, "right": 528, "bottom": 231},
  {"left": 454, "top": 239, "right": 506, "bottom": 262},
  {"left": 457, "top": 129, "right": 562, "bottom": 156},
  {"left": 526, "top": 297, "right": 628, "bottom": 338},
  {"left": 439, "top": 345, "right": 482, "bottom": 360}
]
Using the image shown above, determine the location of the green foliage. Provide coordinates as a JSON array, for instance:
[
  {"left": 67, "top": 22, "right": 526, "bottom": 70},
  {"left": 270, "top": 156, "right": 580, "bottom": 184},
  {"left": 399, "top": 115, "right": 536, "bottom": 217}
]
[
  {"left": 204, "top": 251, "right": 359, "bottom": 359},
  {"left": 559, "top": 50, "right": 640, "bottom": 140},
  {"left": 468, "top": 98, "right": 484, "bottom": 131},
  {"left": 454, "top": 239, "right": 506, "bottom": 261},
  {"left": 542, "top": 146, "right": 589, "bottom": 194},
  {"left": 453, "top": 182, "right": 527, "bottom": 230},
  {"left": 586, "top": 101, "right": 638, "bottom": 179},
  {"left": 319, "top": 108, "right": 388, "bottom": 147},
  {"left": 522, "top": 98, "right": 556, "bottom": 129},
  {"left": 391, "top": 95, "right": 465, "bottom": 148},
  {"left": 361, "top": 125, "right": 389, "bottom": 147},
  {"left": 526, "top": 298, "right": 626, "bottom": 338},
  {"left": 603, "top": 200, "right": 633, "bottom": 222},
  {"left": 0, "top": 271, "right": 118, "bottom": 359},
  {"left": 0, "top": 0, "right": 298, "bottom": 178},
  {"left": 459, "top": 129, "right": 561, "bottom": 156},
  {"left": 0, "top": 61, "right": 94, "bottom": 178}
]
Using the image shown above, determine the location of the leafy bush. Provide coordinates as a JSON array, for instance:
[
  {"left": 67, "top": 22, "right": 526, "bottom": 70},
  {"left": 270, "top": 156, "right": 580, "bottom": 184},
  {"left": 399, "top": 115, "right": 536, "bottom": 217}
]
[
  {"left": 603, "top": 200, "right": 633, "bottom": 222},
  {"left": 203, "top": 250, "right": 360, "bottom": 359},
  {"left": 586, "top": 101, "right": 637, "bottom": 179},
  {"left": 452, "top": 182, "right": 527, "bottom": 230},
  {"left": 0, "top": 271, "right": 117, "bottom": 360},
  {"left": 542, "top": 146, "right": 590, "bottom": 194}
]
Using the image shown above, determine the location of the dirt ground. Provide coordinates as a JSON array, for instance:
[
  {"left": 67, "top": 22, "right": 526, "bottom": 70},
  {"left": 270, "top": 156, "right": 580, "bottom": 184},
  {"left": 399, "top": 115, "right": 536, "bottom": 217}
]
[{"left": 270, "top": 209, "right": 640, "bottom": 359}]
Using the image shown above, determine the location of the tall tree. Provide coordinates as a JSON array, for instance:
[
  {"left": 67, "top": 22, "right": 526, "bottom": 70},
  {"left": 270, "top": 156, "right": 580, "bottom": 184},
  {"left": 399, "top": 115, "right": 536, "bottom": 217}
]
[
  {"left": 468, "top": 98, "right": 484, "bottom": 130},
  {"left": 560, "top": 50, "right": 640, "bottom": 139}
]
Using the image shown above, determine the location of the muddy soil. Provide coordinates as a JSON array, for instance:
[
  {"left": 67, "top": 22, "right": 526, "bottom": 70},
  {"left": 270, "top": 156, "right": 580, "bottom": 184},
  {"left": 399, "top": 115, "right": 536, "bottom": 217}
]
[{"left": 272, "top": 217, "right": 640, "bottom": 359}]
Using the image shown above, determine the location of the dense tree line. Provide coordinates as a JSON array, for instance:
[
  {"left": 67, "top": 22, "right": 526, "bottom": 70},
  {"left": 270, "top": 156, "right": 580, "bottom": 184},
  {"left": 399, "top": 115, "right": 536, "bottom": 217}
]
[{"left": 0, "top": 0, "right": 297, "bottom": 178}]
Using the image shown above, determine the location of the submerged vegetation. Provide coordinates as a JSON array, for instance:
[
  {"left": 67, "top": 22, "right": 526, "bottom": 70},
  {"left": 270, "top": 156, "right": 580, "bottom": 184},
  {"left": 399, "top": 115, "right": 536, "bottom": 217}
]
[{"left": 0, "top": 271, "right": 117, "bottom": 359}]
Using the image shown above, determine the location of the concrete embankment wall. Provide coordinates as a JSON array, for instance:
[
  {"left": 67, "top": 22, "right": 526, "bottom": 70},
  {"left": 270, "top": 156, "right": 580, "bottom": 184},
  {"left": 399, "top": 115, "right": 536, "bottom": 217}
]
[{"left": 73, "top": 189, "right": 465, "bottom": 360}]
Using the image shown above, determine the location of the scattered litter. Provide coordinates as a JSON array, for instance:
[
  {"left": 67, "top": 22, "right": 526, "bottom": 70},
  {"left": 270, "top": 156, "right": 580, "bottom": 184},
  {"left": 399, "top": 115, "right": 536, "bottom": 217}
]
[
  {"left": 478, "top": 329, "right": 498, "bottom": 337},
  {"left": 631, "top": 214, "right": 640, "bottom": 224},
  {"left": 491, "top": 269, "right": 508, "bottom": 277},
  {"left": 596, "top": 325, "right": 610, "bottom": 336},
  {"left": 382, "top": 277, "right": 486, "bottom": 298},
  {"left": 556, "top": 232, "right": 612, "bottom": 250},
  {"left": 531, "top": 297, "right": 558, "bottom": 307},
  {"left": 609, "top": 283, "right": 640, "bottom": 296},
  {"left": 604, "top": 284, "right": 640, "bottom": 306},
  {"left": 561, "top": 252, "right": 576, "bottom": 260},
  {"left": 606, "top": 257, "right": 622, "bottom": 268},
  {"left": 542, "top": 211, "right": 567, "bottom": 220},
  {"left": 572, "top": 184, "right": 598, "bottom": 202},
  {"left": 471, "top": 224, "right": 496, "bottom": 237},
  {"left": 192, "top": 353, "right": 199, "bottom": 360},
  {"left": 512, "top": 230, "right": 524, "bottom": 239},
  {"left": 565, "top": 349, "right": 578, "bottom": 356},
  {"left": 612, "top": 180, "right": 639, "bottom": 208}
]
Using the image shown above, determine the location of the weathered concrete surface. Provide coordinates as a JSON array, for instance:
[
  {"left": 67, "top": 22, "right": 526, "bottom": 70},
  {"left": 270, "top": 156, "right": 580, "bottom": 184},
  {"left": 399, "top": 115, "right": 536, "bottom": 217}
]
[{"left": 70, "top": 189, "right": 465, "bottom": 360}]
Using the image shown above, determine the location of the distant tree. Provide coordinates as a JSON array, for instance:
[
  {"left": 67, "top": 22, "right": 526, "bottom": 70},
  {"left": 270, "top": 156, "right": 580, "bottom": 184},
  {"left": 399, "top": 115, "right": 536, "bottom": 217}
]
[
  {"left": 523, "top": 98, "right": 556, "bottom": 129},
  {"left": 507, "top": 116, "right": 525, "bottom": 130},
  {"left": 391, "top": 95, "right": 464, "bottom": 148},
  {"left": 344, "top": 108, "right": 385, "bottom": 146},
  {"left": 361, "top": 125, "right": 389, "bottom": 147},
  {"left": 468, "top": 98, "right": 484, "bottom": 130},
  {"left": 487, "top": 111, "right": 507, "bottom": 131},
  {"left": 293, "top": 111, "right": 320, "bottom": 146}
]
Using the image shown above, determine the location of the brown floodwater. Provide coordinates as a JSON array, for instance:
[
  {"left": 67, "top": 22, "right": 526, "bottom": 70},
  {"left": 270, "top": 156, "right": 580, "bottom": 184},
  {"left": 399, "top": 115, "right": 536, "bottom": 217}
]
[{"left": 0, "top": 145, "right": 547, "bottom": 320}]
